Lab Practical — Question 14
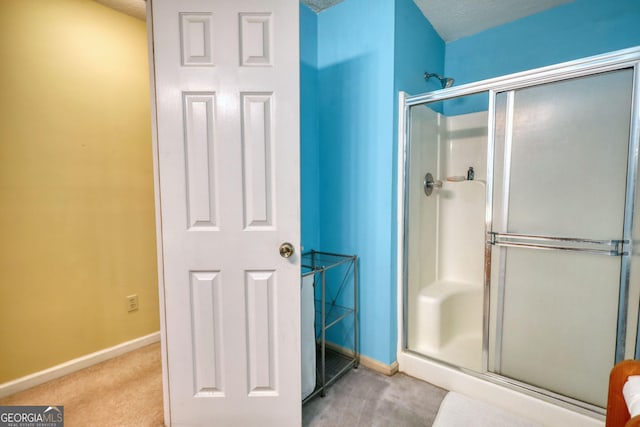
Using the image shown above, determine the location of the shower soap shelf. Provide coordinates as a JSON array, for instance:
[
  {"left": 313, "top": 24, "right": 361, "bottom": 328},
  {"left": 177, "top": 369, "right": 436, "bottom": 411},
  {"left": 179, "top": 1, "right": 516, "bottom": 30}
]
[{"left": 302, "top": 250, "right": 359, "bottom": 403}]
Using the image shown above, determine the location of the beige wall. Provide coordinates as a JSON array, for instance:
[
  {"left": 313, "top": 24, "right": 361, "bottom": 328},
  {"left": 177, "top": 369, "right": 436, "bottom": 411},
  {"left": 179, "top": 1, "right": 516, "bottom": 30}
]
[{"left": 0, "top": 0, "right": 159, "bottom": 383}]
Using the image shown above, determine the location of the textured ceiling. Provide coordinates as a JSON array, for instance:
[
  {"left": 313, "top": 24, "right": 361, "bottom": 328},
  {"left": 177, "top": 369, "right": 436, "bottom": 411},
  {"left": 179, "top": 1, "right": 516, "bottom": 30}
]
[
  {"left": 98, "top": 0, "right": 574, "bottom": 43},
  {"left": 301, "top": 0, "right": 344, "bottom": 13},
  {"left": 301, "top": 0, "right": 574, "bottom": 41},
  {"left": 413, "top": 0, "right": 574, "bottom": 42},
  {"left": 94, "top": 0, "right": 146, "bottom": 21}
]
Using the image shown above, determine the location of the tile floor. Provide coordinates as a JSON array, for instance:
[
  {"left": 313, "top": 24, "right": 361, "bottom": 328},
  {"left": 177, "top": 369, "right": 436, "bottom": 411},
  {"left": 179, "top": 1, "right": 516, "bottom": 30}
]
[{"left": 302, "top": 366, "right": 447, "bottom": 427}]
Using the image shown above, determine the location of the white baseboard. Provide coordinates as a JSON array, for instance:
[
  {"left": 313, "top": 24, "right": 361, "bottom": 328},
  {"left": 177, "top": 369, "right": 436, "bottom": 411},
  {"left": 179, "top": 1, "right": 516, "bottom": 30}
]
[
  {"left": 0, "top": 331, "right": 161, "bottom": 399},
  {"left": 324, "top": 341, "right": 399, "bottom": 376}
]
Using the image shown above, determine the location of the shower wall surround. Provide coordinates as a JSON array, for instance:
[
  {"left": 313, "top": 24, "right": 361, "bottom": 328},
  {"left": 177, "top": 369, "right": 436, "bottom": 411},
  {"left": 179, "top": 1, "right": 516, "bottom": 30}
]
[{"left": 406, "top": 106, "right": 487, "bottom": 372}]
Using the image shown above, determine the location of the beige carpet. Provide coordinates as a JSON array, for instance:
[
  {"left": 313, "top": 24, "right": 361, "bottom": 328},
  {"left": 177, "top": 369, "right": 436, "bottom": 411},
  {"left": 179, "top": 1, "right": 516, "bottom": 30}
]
[{"left": 0, "top": 342, "right": 164, "bottom": 427}]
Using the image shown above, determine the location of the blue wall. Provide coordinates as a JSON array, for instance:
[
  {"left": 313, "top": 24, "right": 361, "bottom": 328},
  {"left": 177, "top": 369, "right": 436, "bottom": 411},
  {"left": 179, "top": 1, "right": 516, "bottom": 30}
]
[
  {"left": 300, "top": 4, "right": 320, "bottom": 251},
  {"left": 446, "top": 0, "right": 640, "bottom": 85},
  {"left": 300, "top": 0, "right": 445, "bottom": 366},
  {"left": 394, "top": 0, "right": 445, "bottom": 96},
  {"left": 316, "top": 0, "right": 397, "bottom": 365},
  {"left": 445, "top": 0, "right": 640, "bottom": 117}
]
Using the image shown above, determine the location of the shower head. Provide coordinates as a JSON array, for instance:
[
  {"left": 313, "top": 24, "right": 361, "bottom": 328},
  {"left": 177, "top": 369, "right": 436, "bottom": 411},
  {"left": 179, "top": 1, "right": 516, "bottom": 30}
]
[
  {"left": 441, "top": 77, "right": 455, "bottom": 88},
  {"left": 424, "top": 72, "right": 455, "bottom": 89}
]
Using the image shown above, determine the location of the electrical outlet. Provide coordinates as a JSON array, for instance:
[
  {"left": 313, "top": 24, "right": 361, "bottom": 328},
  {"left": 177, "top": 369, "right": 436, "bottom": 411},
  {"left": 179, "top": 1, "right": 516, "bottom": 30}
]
[{"left": 127, "top": 294, "right": 139, "bottom": 312}]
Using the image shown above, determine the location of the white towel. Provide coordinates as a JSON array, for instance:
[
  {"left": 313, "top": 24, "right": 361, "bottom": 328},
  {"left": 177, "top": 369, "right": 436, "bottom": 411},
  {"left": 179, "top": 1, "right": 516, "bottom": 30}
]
[
  {"left": 623, "top": 376, "right": 640, "bottom": 417},
  {"left": 301, "top": 275, "right": 316, "bottom": 400}
]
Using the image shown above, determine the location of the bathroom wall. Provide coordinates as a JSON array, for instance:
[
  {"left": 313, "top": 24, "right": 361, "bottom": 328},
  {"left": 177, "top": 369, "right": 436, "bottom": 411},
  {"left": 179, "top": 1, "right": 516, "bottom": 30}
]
[
  {"left": 445, "top": 0, "right": 640, "bottom": 113},
  {"left": 311, "top": 0, "right": 445, "bottom": 366},
  {"left": 447, "top": 0, "right": 640, "bottom": 83},
  {"left": 301, "top": 4, "right": 320, "bottom": 252},
  {"left": 316, "top": 0, "right": 397, "bottom": 365},
  {"left": 0, "top": 0, "right": 158, "bottom": 383},
  {"left": 393, "top": 0, "right": 445, "bottom": 96}
]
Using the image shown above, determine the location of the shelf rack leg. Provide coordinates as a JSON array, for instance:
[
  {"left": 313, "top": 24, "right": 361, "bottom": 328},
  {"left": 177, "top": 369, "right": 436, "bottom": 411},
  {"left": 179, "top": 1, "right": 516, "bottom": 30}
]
[
  {"left": 321, "top": 268, "right": 326, "bottom": 397},
  {"left": 354, "top": 255, "right": 359, "bottom": 369}
]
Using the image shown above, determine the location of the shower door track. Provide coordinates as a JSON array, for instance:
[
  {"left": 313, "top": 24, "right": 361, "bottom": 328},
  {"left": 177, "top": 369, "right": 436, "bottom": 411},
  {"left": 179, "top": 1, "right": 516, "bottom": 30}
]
[{"left": 403, "top": 47, "right": 640, "bottom": 107}]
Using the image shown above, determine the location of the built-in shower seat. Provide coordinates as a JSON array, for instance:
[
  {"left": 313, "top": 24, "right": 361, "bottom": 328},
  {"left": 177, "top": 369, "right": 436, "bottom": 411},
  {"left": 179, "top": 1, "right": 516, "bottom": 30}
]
[{"left": 416, "top": 280, "right": 482, "bottom": 352}]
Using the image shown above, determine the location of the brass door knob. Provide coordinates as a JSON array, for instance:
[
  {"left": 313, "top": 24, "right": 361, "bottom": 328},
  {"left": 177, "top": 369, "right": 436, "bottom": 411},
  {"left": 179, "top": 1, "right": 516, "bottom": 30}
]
[{"left": 279, "top": 242, "right": 294, "bottom": 258}]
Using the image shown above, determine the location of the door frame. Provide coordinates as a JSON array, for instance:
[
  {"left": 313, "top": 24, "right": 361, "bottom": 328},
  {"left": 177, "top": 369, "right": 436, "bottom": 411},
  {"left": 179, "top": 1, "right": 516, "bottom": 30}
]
[
  {"left": 145, "top": 1, "right": 172, "bottom": 423},
  {"left": 396, "top": 46, "right": 640, "bottom": 422}
]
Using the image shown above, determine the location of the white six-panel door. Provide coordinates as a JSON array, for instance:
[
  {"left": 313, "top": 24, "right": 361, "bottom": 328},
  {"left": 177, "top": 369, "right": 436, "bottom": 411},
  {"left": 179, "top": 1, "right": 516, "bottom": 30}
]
[{"left": 149, "top": 0, "right": 301, "bottom": 424}]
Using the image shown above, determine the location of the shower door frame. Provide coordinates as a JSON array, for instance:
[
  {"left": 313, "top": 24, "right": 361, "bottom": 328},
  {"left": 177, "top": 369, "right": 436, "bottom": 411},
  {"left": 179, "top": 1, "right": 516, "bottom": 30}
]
[{"left": 399, "top": 46, "right": 640, "bottom": 415}]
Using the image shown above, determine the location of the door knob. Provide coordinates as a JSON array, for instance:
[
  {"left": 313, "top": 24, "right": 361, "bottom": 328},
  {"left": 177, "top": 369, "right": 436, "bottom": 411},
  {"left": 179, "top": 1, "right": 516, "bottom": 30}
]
[{"left": 279, "top": 242, "right": 294, "bottom": 258}]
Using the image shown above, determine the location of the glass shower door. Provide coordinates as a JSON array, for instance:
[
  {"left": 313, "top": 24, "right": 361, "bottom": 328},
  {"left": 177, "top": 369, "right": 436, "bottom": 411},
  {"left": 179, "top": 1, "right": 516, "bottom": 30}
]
[{"left": 487, "top": 69, "right": 635, "bottom": 408}]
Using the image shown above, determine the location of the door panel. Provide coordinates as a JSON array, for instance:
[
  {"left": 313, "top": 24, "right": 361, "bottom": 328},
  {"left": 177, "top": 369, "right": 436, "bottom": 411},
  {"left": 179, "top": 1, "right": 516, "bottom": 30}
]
[
  {"left": 492, "top": 248, "right": 620, "bottom": 406},
  {"left": 489, "top": 69, "right": 634, "bottom": 408},
  {"left": 150, "top": 0, "right": 300, "bottom": 424},
  {"left": 505, "top": 72, "right": 631, "bottom": 238}
]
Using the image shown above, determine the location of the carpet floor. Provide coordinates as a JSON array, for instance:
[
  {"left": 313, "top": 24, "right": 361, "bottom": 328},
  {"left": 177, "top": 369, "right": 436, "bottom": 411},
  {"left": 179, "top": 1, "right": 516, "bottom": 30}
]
[
  {"left": 0, "top": 342, "right": 164, "bottom": 426},
  {"left": 303, "top": 366, "right": 447, "bottom": 426},
  {"left": 0, "top": 343, "right": 448, "bottom": 426}
]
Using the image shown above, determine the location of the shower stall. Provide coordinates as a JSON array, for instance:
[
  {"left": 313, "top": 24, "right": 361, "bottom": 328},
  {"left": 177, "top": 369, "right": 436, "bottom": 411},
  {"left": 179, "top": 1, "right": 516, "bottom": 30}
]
[{"left": 399, "top": 47, "right": 640, "bottom": 423}]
